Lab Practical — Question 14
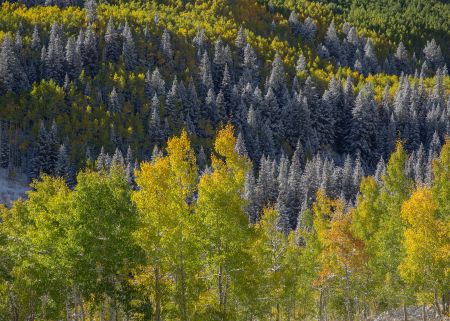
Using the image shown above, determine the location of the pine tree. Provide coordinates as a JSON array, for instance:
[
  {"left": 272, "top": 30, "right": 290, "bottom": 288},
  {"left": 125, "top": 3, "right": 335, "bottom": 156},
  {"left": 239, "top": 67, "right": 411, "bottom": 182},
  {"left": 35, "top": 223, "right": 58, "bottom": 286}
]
[
  {"left": 242, "top": 43, "right": 258, "bottom": 86},
  {"left": 0, "top": 34, "right": 28, "bottom": 93},
  {"left": 235, "top": 26, "right": 247, "bottom": 50},
  {"left": 151, "top": 67, "right": 166, "bottom": 97},
  {"left": 84, "top": 0, "right": 97, "bottom": 24},
  {"left": 349, "top": 85, "right": 378, "bottom": 164},
  {"left": 165, "top": 77, "right": 180, "bottom": 126},
  {"left": 268, "top": 53, "right": 286, "bottom": 97},
  {"left": 296, "top": 54, "right": 307, "bottom": 73},
  {"left": 316, "top": 83, "right": 338, "bottom": 148},
  {"left": 122, "top": 22, "right": 137, "bottom": 72},
  {"left": 324, "top": 20, "right": 341, "bottom": 60},
  {"left": 193, "top": 28, "right": 207, "bottom": 59},
  {"left": 300, "top": 17, "right": 317, "bottom": 42},
  {"left": 82, "top": 25, "right": 98, "bottom": 77},
  {"left": 0, "top": 124, "right": 9, "bottom": 169},
  {"left": 161, "top": 28, "right": 173, "bottom": 63},
  {"left": 109, "top": 87, "right": 121, "bottom": 113},
  {"left": 338, "top": 76, "right": 354, "bottom": 153},
  {"left": 374, "top": 157, "right": 386, "bottom": 184},
  {"left": 288, "top": 11, "right": 300, "bottom": 35},
  {"left": 286, "top": 141, "right": 304, "bottom": 228},
  {"left": 104, "top": 17, "right": 121, "bottom": 63},
  {"left": 31, "top": 25, "right": 41, "bottom": 50},
  {"left": 45, "top": 29, "right": 65, "bottom": 84},
  {"left": 244, "top": 170, "right": 259, "bottom": 224},
  {"left": 422, "top": 39, "right": 444, "bottom": 72},
  {"left": 65, "top": 36, "right": 82, "bottom": 79},
  {"left": 199, "top": 51, "right": 213, "bottom": 96},
  {"left": 394, "top": 42, "right": 410, "bottom": 74},
  {"left": 234, "top": 132, "right": 248, "bottom": 157},
  {"left": 55, "top": 144, "right": 70, "bottom": 181},
  {"left": 364, "top": 39, "right": 379, "bottom": 74}
]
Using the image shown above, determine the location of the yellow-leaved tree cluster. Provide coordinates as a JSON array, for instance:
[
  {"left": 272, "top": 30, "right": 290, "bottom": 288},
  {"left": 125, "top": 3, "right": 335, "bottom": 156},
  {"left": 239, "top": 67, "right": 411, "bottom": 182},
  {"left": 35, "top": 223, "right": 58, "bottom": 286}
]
[{"left": 0, "top": 124, "right": 448, "bottom": 321}]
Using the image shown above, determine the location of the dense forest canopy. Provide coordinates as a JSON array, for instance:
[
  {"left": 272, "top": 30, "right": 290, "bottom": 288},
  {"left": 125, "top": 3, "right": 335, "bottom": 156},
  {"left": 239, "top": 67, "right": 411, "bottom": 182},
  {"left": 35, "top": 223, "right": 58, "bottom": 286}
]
[{"left": 0, "top": 0, "right": 449, "bottom": 320}]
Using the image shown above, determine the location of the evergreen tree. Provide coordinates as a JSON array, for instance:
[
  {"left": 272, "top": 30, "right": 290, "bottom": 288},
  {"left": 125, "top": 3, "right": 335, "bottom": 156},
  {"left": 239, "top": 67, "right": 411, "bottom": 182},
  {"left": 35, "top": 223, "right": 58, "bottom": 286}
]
[
  {"left": 82, "top": 25, "right": 98, "bottom": 77},
  {"left": 161, "top": 28, "right": 173, "bottom": 63},
  {"left": 109, "top": 87, "right": 121, "bottom": 113},
  {"left": 296, "top": 54, "right": 307, "bottom": 73},
  {"left": 324, "top": 20, "right": 341, "bottom": 60},
  {"left": 364, "top": 39, "right": 379, "bottom": 74},
  {"left": 31, "top": 25, "right": 41, "bottom": 50},
  {"left": 394, "top": 42, "right": 410, "bottom": 74},
  {"left": 338, "top": 76, "right": 354, "bottom": 153},
  {"left": 104, "top": 17, "right": 121, "bottom": 63},
  {"left": 65, "top": 36, "right": 82, "bottom": 79},
  {"left": 268, "top": 53, "right": 286, "bottom": 97},
  {"left": 300, "top": 17, "right": 317, "bottom": 42},
  {"left": 286, "top": 141, "right": 303, "bottom": 228},
  {"left": 0, "top": 124, "right": 9, "bottom": 169},
  {"left": 244, "top": 170, "right": 258, "bottom": 224},
  {"left": 199, "top": 51, "right": 213, "bottom": 96},
  {"left": 242, "top": 43, "right": 259, "bottom": 86},
  {"left": 0, "top": 35, "right": 28, "bottom": 93},
  {"left": 288, "top": 11, "right": 300, "bottom": 35},
  {"left": 349, "top": 85, "right": 378, "bottom": 164},
  {"left": 122, "top": 22, "right": 137, "bottom": 72},
  {"left": 45, "top": 29, "right": 65, "bottom": 84},
  {"left": 84, "top": 0, "right": 97, "bottom": 24},
  {"left": 422, "top": 39, "right": 444, "bottom": 72},
  {"left": 55, "top": 144, "right": 70, "bottom": 182}
]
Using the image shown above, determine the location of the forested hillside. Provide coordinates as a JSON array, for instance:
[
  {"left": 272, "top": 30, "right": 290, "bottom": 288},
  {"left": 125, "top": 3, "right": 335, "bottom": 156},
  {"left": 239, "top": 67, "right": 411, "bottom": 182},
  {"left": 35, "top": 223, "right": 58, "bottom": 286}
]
[{"left": 0, "top": 0, "right": 449, "bottom": 320}]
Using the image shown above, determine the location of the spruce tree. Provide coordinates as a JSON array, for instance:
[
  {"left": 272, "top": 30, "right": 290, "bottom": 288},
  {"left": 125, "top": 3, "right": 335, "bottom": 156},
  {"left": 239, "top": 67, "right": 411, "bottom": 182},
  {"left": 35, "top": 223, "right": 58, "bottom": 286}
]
[
  {"left": 0, "top": 125, "right": 9, "bottom": 169},
  {"left": 109, "top": 87, "right": 121, "bottom": 113},
  {"left": 104, "top": 17, "right": 121, "bottom": 63},
  {"left": 122, "top": 22, "right": 137, "bottom": 72},
  {"left": 349, "top": 85, "right": 378, "bottom": 164},
  {"left": 423, "top": 39, "right": 444, "bottom": 72},
  {"left": 0, "top": 35, "right": 28, "bottom": 93},
  {"left": 31, "top": 25, "right": 41, "bottom": 50},
  {"left": 55, "top": 144, "right": 70, "bottom": 181},
  {"left": 324, "top": 20, "right": 341, "bottom": 60},
  {"left": 161, "top": 28, "right": 173, "bottom": 63},
  {"left": 65, "top": 36, "right": 82, "bottom": 79},
  {"left": 84, "top": 0, "right": 97, "bottom": 24},
  {"left": 82, "top": 25, "right": 98, "bottom": 77}
]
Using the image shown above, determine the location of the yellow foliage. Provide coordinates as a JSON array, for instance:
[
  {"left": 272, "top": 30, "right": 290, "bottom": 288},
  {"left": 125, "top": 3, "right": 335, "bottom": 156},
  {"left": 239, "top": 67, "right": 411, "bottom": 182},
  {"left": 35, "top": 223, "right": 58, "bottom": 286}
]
[{"left": 399, "top": 187, "right": 449, "bottom": 296}]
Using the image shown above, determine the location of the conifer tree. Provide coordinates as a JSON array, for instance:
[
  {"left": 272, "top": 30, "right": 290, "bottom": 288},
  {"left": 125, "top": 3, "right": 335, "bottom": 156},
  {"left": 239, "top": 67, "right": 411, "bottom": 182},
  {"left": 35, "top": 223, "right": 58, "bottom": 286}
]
[
  {"left": 0, "top": 35, "right": 28, "bottom": 93},
  {"left": 55, "top": 144, "right": 70, "bottom": 183},
  {"left": 104, "top": 17, "right": 121, "bottom": 63},
  {"left": 84, "top": 0, "right": 97, "bottom": 24},
  {"left": 0, "top": 125, "right": 9, "bottom": 169},
  {"left": 423, "top": 39, "right": 444, "bottom": 72},
  {"left": 122, "top": 22, "right": 137, "bottom": 72},
  {"left": 324, "top": 20, "right": 341, "bottom": 60},
  {"left": 109, "top": 87, "right": 121, "bottom": 113},
  {"left": 349, "top": 85, "right": 378, "bottom": 164},
  {"left": 161, "top": 28, "right": 173, "bottom": 63},
  {"left": 82, "top": 25, "right": 98, "bottom": 77}
]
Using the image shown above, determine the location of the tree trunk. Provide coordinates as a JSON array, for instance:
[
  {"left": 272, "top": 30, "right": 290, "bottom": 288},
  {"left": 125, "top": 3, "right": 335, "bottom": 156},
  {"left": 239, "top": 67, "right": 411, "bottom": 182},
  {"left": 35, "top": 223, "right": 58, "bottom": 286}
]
[
  {"left": 109, "top": 296, "right": 116, "bottom": 321},
  {"left": 179, "top": 254, "right": 188, "bottom": 321},
  {"left": 7, "top": 283, "right": 19, "bottom": 321},
  {"left": 422, "top": 304, "right": 427, "bottom": 321},
  {"left": 155, "top": 266, "right": 162, "bottom": 321},
  {"left": 344, "top": 268, "right": 353, "bottom": 321},
  {"left": 319, "top": 288, "right": 324, "bottom": 321},
  {"left": 433, "top": 289, "right": 442, "bottom": 318},
  {"left": 403, "top": 303, "right": 408, "bottom": 321}
]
